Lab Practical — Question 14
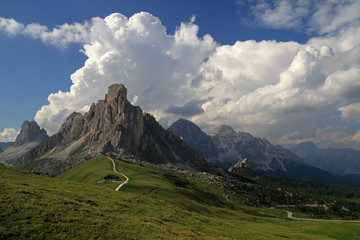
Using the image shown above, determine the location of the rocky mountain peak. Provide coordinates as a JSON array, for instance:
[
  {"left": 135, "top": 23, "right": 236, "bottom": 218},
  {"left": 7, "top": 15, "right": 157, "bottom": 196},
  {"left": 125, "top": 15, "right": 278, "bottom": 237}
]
[
  {"left": 209, "top": 124, "right": 237, "bottom": 138},
  {"left": 106, "top": 83, "right": 128, "bottom": 103},
  {"left": 169, "top": 118, "right": 205, "bottom": 137},
  {"left": 169, "top": 118, "right": 218, "bottom": 159},
  {"left": 294, "top": 141, "right": 318, "bottom": 151},
  {"left": 20, "top": 84, "right": 217, "bottom": 176},
  {"left": 12, "top": 120, "right": 48, "bottom": 147}
]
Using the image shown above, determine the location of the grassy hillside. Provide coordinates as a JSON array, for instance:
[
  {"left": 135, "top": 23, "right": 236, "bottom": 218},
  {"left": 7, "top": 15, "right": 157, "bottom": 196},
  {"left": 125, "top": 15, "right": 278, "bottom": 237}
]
[{"left": 1, "top": 157, "right": 360, "bottom": 239}]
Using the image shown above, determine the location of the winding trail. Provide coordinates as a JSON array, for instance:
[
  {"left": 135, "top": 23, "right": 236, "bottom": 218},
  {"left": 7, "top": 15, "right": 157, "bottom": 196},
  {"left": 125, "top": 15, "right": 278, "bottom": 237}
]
[
  {"left": 107, "top": 156, "right": 129, "bottom": 191},
  {"left": 286, "top": 211, "right": 360, "bottom": 223}
]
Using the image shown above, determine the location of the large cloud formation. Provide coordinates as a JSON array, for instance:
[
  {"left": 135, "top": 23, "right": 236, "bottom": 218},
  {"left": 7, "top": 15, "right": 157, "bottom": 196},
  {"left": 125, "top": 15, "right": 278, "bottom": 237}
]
[{"left": 1, "top": 2, "right": 359, "bottom": 149}]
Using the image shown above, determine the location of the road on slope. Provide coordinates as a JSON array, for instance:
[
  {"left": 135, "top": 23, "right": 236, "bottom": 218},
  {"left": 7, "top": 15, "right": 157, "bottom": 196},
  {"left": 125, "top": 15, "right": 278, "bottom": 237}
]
[
  {"left": 286, "top": 211, "right": 360, "bottom": 223},
  {"left": 107, "top": 156, "right": 129, "bottom": 191}
]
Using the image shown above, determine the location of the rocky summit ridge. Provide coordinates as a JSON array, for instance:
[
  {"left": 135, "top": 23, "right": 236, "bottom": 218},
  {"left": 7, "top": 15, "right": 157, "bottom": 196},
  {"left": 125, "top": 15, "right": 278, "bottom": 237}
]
[{"left": 19, "top": 84, "right": 216, "bottom": 176}]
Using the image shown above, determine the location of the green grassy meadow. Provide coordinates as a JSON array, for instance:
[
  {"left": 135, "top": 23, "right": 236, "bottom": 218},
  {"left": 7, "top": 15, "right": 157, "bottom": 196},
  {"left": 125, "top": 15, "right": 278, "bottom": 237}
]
[{"left": 1, "top": 155, "right": 360, "bottom": 239}]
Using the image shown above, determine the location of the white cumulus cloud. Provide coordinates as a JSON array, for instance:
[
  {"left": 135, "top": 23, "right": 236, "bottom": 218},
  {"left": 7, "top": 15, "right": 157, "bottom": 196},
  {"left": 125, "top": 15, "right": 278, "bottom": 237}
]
[
  {"left": 0, "top": 128, "right": 18, "bottom": 142},
  {"left": 339, "top": 103, "right": 360, "bottom": 122},
  {"left": 0, "top": 17, "right": 90, "bottom": 48},
  {"left": 33, "top": 12, "right": 216, "bottom": 134},
  {"left": 250, "top": 0, "right": 311, "bottom": 29},
  {"left": 0, "top": 17, "right": 24, "bottom": 36},
  {"left": 247, "top": 0, "right": 360, "bottom": 35}
]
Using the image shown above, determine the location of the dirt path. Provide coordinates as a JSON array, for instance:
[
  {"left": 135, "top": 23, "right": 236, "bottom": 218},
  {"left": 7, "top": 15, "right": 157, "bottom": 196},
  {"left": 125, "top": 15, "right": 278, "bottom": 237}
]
[
  {"left": 286, "top": 211, "right": 360, "bottom": 223},
  {"left": 107, "top": 156, "right": 129, "bottom": 191}
]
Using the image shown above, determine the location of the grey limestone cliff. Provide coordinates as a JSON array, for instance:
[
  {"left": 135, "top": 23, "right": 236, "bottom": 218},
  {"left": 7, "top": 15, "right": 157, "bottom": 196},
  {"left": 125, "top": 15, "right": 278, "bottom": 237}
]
[{"left": 20, "top": 84, "right": 216, "bottom": 176}]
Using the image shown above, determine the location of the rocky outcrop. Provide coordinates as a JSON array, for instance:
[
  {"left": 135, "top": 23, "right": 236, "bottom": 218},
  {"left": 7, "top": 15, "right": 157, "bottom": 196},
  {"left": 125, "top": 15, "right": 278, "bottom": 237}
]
[
  {"left": 0, "top": 121, "right": 48, "bottom": 166},
  {"left": 20, "top": 84, "right": 216, "bottom": 176},
  {"left": 228, "top": 158, "right": 250, "bottom": 174},
  {"left": 229, "top": 158, "right": 249, "bottom": 171}
]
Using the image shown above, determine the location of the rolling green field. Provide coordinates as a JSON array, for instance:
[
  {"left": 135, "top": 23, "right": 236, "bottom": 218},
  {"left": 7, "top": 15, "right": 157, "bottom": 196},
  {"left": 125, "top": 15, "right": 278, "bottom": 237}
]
[{"left": 1, "top": 155, "right": 360, "bottom": 239}]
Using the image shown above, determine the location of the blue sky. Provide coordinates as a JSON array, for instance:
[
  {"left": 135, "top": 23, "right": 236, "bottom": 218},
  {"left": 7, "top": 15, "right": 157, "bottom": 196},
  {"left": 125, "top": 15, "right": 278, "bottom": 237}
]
[{"left": 0, "top": 0, "right": 359, "bottom": 150}]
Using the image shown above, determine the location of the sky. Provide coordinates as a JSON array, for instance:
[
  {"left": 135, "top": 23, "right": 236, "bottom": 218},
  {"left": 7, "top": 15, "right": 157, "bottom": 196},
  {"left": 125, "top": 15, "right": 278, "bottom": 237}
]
[{"left": 0, "top": 0, "right": 359, "bottom": 150}]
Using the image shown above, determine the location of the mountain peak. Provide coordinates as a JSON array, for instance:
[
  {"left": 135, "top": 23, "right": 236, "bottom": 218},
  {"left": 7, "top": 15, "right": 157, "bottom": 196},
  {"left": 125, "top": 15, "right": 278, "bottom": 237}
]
[
  {"left": 209, "top": 124, "right": 236, "bottom": 137},
  {"left": 169, "top": 118, "right": 218, "bottom": 159},
  {"left": 20, "top": 85, "right": 217, "bottom": 176},
  {"left": 296, "top": 141, "right": 318, "bottom": 149},
  {"left": 219, "top": 124, "right": 235, "bottom": 132},
  {"left": 106, "top": 84, "right": 127, "bottom": 102},
  {"left": 12, "top": 120, "right": 48, "bottom": 147}
]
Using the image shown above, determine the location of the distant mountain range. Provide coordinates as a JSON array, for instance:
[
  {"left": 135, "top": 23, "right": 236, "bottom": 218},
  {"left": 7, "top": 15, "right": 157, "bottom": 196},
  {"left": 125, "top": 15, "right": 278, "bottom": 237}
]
[
  {"left": 1, "top": 83, "right": 359, "bottom": 186},
  {"left": 169, "top": 119, "right": 355, "bottom": 185},
  {"left": 290, "top": 141, "right": 360, "bottom": 176},
  {"left": 0, "top": 142, "right": 12, "bottom": 153}
]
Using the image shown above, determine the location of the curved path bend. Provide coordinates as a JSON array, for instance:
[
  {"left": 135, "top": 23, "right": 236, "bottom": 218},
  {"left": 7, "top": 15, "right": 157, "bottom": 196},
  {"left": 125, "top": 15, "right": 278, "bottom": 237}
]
[
  {"left": 107, "top": 156, "right": 129, "bottom": 191},
  {"left": 286, "top": 211, "right": 360, "bottom": 223}
]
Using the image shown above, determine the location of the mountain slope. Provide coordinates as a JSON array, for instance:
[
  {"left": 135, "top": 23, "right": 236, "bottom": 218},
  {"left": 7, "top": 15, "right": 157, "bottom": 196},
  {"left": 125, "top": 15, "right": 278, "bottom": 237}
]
[
  {"left": 0, "top": 120, "right": 48, "bottom": 166},
  {"left": 169, "top": 118, "right": 218, "bottom": 159},
  {"left": 19, "top": 84, "right": 215, "bottom": 176},
  {"left": 291, "top": 141, "right": 360, "bottom": 176}
]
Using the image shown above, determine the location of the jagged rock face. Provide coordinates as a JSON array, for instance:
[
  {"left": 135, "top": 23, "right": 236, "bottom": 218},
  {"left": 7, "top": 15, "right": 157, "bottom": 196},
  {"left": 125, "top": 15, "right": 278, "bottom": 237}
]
[
  {"left": 209, "top": 125, "right": 306, "bottom": 172},
  {"left": 168, "top": 119, "right": 341, "bottom": 183},
  {"left": 169, "top": 118, "right": 218, "bottom": 159},
  {"left": 12, "top": 121, "right": 48, "bottom": 147},
  {"left": 169, "top": 119, "right": 323, "bottom": 178},
  {"left": 82, "top": 84, "right": 145, "bottom": 156},
  {"left": 21, "top": 84, "right": 215, "bottom": 176}
]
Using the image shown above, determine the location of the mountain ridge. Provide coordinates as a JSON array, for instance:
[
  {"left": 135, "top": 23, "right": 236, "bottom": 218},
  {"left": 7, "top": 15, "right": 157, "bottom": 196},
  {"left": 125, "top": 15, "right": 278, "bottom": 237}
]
[
  {"left": 291, "top": 141, "right": 360, "bottom": 176},
  {"left": 169, "top": 119, "right": 350, "bottom": 184},
  {"left": 18, "top": 84, "right": 217, "bottom": 176}
]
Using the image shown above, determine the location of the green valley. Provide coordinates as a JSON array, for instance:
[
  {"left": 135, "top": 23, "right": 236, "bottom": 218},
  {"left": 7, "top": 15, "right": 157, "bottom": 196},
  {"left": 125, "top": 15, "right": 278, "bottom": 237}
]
[{"left": 1, "top": 155, "right": 360, "bottom": 239}]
